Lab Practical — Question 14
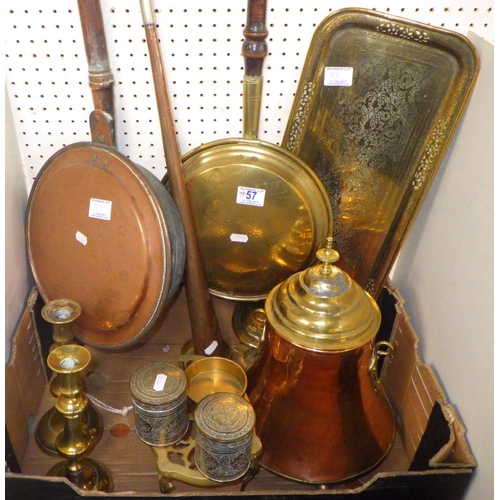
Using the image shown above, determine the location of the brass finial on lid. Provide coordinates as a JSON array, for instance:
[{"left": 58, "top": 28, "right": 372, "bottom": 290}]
[{"left": 316, "top": 236, "right": 340, "bottom": 275}]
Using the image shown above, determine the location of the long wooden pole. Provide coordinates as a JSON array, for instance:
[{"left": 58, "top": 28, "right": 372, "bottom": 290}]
[{"left": 140, "top": 0, "right": 226, "bottom": 357}]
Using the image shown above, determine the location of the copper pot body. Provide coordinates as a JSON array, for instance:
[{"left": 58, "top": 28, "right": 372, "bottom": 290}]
[{"left": 247, "top": 325, "right": 395, "bottom": 484}]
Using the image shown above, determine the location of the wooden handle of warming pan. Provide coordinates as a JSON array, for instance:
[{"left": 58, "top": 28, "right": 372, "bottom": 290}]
[
  {"left": 140, "top": 0, "right": 226, "bottom": 358},
  {"left": 242, "top": 0, "right": 268, "bottom": 139},
  {"left": 242, "top": 0, "right": 268, "bottom": 78}
]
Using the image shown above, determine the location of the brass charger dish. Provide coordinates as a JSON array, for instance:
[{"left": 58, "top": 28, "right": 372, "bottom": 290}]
[
  {"left": 180, "top": 139, "right": 332, "bottom": 300},
  {"left": 282, "top": 8, "right": 479, "bottom": 298}
]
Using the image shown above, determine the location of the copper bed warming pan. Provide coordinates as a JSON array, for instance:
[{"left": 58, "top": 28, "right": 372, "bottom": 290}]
[
  {"left": 282, "top": 8, "right": 479, "bottom": 299},
  {"left": 163, "top": 0, "right": 333, "bottom": 302},
  {"left": 26, "top": 111, "right": 186, "bottom": 350}
]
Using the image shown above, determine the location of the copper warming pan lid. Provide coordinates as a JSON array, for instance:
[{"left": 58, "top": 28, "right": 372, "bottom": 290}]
[{"left": 26, "top": 112, "right": 185, "bottom": 350}]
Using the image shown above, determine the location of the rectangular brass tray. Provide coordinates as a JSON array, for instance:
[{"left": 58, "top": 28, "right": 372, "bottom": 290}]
[{"left": 282, "top": 8, "right": 479, "bottom": 298}]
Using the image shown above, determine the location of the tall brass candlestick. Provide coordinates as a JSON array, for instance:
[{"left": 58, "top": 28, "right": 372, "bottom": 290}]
[
  {"left": 35, "top": 299, "right": 102, "bottom": 456},
  {"left": 46, "top": 344, "right": 112, "bottom": 492},
  {"left": 44, "top": 299, "right": 82, "bottom": 397}
]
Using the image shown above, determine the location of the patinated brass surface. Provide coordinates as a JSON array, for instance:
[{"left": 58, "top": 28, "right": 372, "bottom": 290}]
[
  {"left": 42, "top": 299, "right": 82, "bottom": 398},
  {"left": 282, "top": 8, "right": 479, "bottom": 298},
  {"left": 42, "top": 299, "right": 82, "bottom": 348},
  {"left": 194, "top": 392, "right": 256, "bottom": 482},
  {"left": 35, "top": 404, "right": 102, "bottom": 459},
  {"left": 170, "top": 0, "right": 333, "bottom": 301},
  {"left": 130, "top": 361, "right": 189, "bottom": 447},
  {"left": 232, "top": 301, "right": 266, "bottom": 349},
  {"left": 265, "top": 237, "right": 381, "bottom": 352},
  {"left": 184, "top": 357, "right": 248, "bottom": 404},
  {"left": 181, "top": 139, "right": 332, "bottom": 300},
  {"left": 36, "top": 298, "right": 103, "bottom": 458}
]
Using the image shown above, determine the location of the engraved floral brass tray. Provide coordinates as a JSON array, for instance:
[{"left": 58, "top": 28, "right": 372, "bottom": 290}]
[{"left": 282, "top": 8, "right": 479, "bottom": 298}]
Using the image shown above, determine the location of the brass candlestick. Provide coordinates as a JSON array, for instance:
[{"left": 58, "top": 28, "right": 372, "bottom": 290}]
[
  {"left": 46, "top": 344, "right": 112, "bottom": 492},
  {"left": 36, "top": 299, "right": 102, "bottom": 456},
  {"left": 45, "top": 298, "right": 82, "bottom": 397}
]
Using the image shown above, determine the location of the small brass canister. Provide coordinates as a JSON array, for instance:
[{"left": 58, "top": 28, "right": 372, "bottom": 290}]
[
  {"left": 194, "top": 392, "right": 256, "bottom": 482},
  {"left": 130, "top": 362, "right": 188, "bottom": 446}
]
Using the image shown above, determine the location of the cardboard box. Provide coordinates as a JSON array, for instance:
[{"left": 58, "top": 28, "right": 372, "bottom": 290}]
[{"left": 5, "top": 282, "right": 476, "bottom": 499}]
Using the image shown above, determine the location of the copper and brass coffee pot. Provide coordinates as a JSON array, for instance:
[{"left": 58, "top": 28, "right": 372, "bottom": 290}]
[
  {"left": 247, "top": 237, "right": 395, "bottom": 484},
  {"left": 35, "top": 299, "right": 102, "bottom": 456},
  {"left": 46, "top": 344, "right": 112, "bottom": 492}
]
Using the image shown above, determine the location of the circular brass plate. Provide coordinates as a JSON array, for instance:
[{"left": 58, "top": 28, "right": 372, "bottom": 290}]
[
  {"left": 179, "top": 138, "right": 333, "bottom": 300},
  {"left": 27, "top": 142, "right": 185, "bottom": 350}
]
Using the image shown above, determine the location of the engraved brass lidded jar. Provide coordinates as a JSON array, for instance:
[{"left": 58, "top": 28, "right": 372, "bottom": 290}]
[
  {"left": 130, "top": 362, "right": 189, "bottom": 447},
  {"left": 194, "top": 392, "right": 256, "bottom": 483},
  {"left": 247, "top": 237, "right": 395, "bottom": 484}
]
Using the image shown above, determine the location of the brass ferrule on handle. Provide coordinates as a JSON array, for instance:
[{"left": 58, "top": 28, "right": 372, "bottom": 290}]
[
  {"left": 88, "top": 69, "right": 115, "bottom": 92},
  {"left": 140, "top": 0, "right": 155, "bottom": 26},
  {"left": 243, "top": 75, "right": 263, "bottom": 139}
]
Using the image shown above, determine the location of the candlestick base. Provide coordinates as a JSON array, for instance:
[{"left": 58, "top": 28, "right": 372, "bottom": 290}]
[
  {"left": 35, "top": 404, "right": 103, "bottom": 457},
  {"left": 47, "top": 458, "right": 113, "bottom": 493}
]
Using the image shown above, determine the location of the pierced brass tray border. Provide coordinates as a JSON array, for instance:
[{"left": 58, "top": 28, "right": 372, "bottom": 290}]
[{"left": 282, "top": 8, "right": 479, "bottom": 298}]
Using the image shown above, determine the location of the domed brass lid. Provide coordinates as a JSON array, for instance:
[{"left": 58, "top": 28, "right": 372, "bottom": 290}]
[{"left": 265, "top": 237, "right": 381, "bottom": 352}]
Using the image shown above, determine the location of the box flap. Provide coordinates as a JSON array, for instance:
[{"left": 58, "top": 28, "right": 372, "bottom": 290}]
[
  {"left": 381, "top": 282, "right": 476, "bottom": 470},
  {"left": 5, "top": 287, "right": 47, "bottom": 466}
]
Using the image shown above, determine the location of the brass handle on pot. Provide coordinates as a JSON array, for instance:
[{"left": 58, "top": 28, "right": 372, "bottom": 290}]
[{"left": 369, "top": 341, "right": 394, "bottom": 392}]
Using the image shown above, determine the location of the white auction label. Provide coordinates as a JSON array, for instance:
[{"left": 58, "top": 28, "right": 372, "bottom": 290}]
[
  {"left": 236, "top": 186, "right": 266, "bottom": 207},
  {"left": 204, "top": 341, "right": 218, "bottom": 356},
  {"left": 75, "top": 231, "right": 88, "bottom": 246},
  {"left": 88, "top": 198, "right": 112, "bottom": 220},
  {"left": 153, "top": 374, "right": 167, "bottom": 392},
  {"left": 230, "top": 233, "right": 249, "bottom": 243},
  {"left": 324, "top": 67, "right": 353, "bottom": 87}
]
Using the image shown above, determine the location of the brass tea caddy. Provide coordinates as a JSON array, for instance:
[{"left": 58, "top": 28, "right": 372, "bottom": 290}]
[{"left": 247, "top": 237, "right": 395, "bottom": 484}]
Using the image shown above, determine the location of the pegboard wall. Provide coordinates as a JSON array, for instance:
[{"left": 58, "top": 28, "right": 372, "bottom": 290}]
[{"left": 5, "top": 0, "right": 494, "bottom": 192}]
